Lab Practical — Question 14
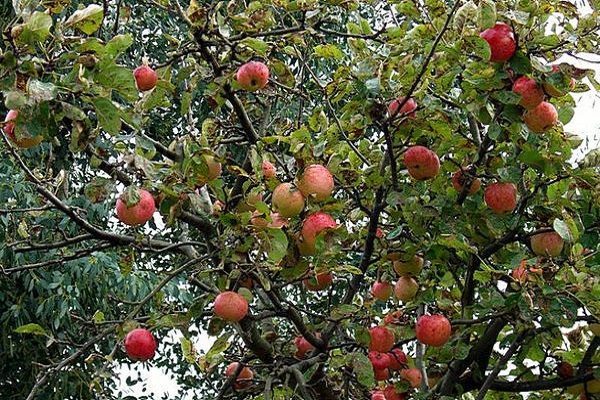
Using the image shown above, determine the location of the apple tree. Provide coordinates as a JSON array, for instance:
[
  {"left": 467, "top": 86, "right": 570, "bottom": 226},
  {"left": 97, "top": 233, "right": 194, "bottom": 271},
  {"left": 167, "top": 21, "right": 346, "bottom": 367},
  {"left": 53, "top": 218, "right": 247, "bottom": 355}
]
[{"left": 1, "top": 0, "right": 600, "bottom": 399}]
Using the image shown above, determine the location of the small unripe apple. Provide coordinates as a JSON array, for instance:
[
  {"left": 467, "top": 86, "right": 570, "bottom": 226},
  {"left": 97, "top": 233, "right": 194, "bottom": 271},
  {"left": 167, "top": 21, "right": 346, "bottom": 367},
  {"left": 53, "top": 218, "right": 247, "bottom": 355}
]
[
  {"left": 262, "top": 160, "right": 276, "bottom": 179},
  {"left": 272, "top": 182, "right": 305, "bottom": 218},
  {"left": 294, "top": 335, "right": 316, "bottom": 359},
  {"left": 116, "top": 187, "right": 156, "bottom": 226},
  {"left": 479, "top": 22, "right": 517, "bottom": 63},
  {"left": 303, "top": 272, "right": 333, "bottom": 291},
  {"left": 530, "top": 230, "right": 564, "bottom": 257},
  {"left": 371, "top": 280, "right": 393, "bottom": 301},
  {"left": 522, "top": 101, "right": 558, "bottom": 133},
  {"left": 392, "top": 255, "right": 424, "bottom": 276},
  {"left": 297, "top": 164, "right": 335, "bottom": 202},
  {"left": 400, "top": 367, "right": 422, "bottom": 388},
  {"left": 124, "top": 328, "right": 157, "bottom": 361},
  {"left": 225, "top": 362, "right": 254, "bottom": 389},
  {"left": 214, "top": 291, "right": 249, "bottom": 322},
  {"left": 3, "top": 110, "right": 43, "bottom": 148},
  {"left": 383, "top": 385, "right": 408, "bottom": 400},
  {"left": 133, "top": 65, "right": 158, "bottom": 91},
  {"left": 404, "top": 145, "right": 440, "bottom": 180},
  {"left": 452, "top": 168, "right": 481, "bottom": 195},
  {"left": 394, "top": 276, "right": 419, "bottom": 303},
  {"left": 415, "top": 314, "right": 452, "bottom": 347},
  {"left": 368, "top": 326, "right": 395, "bottom": 353},
  {"left": 388, "top": 97, "right": 417, "bottom": 118},
  {"left": 236, "top": 61, "right": 269, "bottom": 91},
  {"left": 298, "top": 212, "right": 337, "bottom": 255},
  {"left": 368, "top": 351, "right": 391, "bottom": 370},
  {"left": 373, "top": 367, "right": 390, "bottom": 381},
  {"left": 512, "top": 76, "right": 545, "bottom": 109},
  {"left": 388, "top": 348, "right": 408, "bottom": 371},
  {"left": 484, "top": 182, "right": 518, "bottom": 214}
]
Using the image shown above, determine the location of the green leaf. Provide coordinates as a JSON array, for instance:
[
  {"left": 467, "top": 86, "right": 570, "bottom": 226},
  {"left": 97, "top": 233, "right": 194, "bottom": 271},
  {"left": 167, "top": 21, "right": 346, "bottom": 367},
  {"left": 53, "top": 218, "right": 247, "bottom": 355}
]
[
  {"left": 352, "top": 352, "right": 374, "bottom": 387},
  {"left": 313, "top": 44, "right": 344, "bottom": 60},
  {"left": 17, "top": 12, "right": 53, "bottom": 45},
  {"left": 477, "top": 0, "right": 496, "bottom": 29},
  {"left": 265, "top": 228, "right": 288, "bottom": 262},
  {"left": 65, "top": 4, "right": 104, "bottom": 35},
  {"left": 105, "top": 34, "right": 134, "bottom": 60},
  {"left": 558, "top": 106, "right": 574, "bottom": 124},
  {"left": 94, "top": 64, "right": 138, "bottom": 102},
  {"left": 92, "top": 97, "right": 121, "bottom": 135},
  {"left": 15, "top": 323, "right": 47, "bottom": 336},
  {"left": 239, "top": 38, "right": 270, "bottom": 56},
  {"left": 92, "top": 310, "right": 105, "bottom": 324},
  {"left": 509, "top": 51, "right": 532, "bottom": 75},
  {"left": 205, "top": 332, "right": 232, "bottom": 362}
]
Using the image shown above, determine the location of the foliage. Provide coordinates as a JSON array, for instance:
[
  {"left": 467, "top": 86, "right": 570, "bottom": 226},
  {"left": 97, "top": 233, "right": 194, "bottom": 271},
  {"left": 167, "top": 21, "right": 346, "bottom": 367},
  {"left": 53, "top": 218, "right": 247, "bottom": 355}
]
[{"left": 1, "top": 0, "right": 600, "bottom": 399}]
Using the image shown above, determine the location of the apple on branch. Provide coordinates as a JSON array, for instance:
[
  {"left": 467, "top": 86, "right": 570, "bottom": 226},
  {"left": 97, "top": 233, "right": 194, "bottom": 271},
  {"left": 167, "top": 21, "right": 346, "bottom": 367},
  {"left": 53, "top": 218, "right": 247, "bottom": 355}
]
[
  {"left": 479, "top": 22, "right": 517, "bottom": 63},
  {"left": 133, "top": 65, "right": 158, "bottom": 91},
  {"left": 225, "top": 362, "right": 254, "bottom": 389},
  {"left": 116, "top": 187, "right": 156, "bottom": 226},
  {"left": 124, "top": 328, "right": 157, "bottom": 361},
  {"left": 371, "top": 280, "right": 393, "bottom": 301},
  {"left": 512, "top": 76, "right": 545, "bottom": 109},
  {"left": 522, "top": 101, "right": 558, "bottom": 133},
  {"left": 394, "top": 276, "right": 419, "bottom": 303},
  {"left": 452, "top": 167, "right": 481, "bottom": 196},
  {"left": 272, "top": 182, "right": 305, "bottom": 218},
  {"left": 404, "top": 145, "right": 440, "bottom": 180},
  {"left": 214, "top": 291, "right": 249, "bottom": 322},
  {"left": 297, "top": 164, "right": 335, "bottom": 202},
  {"left": 236, "top": 61, "right": 269, "bottom": 92},
  {"left": 368, "top": 326, "right": 395, "bottom": 353},
  {"left": 415, "top": 314, "right": 452, "bottom": 347},
  {"left": 529, "top": 229, "right": 564, "bottom": 257},
  {"left": 484, "top": 182, "right": 518, "bottom": 214},
  {"left": 297, "top": 212, "right": 337, "bottom": 255}
]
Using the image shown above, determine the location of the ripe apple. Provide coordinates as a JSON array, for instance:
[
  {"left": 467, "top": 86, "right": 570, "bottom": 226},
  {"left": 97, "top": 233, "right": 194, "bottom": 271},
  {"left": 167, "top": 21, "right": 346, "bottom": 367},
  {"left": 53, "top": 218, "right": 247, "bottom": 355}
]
[
  {"left": 512, "top": 76, "right": 545, "bottom": 109},
  {"left": 522, "top": 101, "right": 558, "bottom": 133},
  {"left": 214, "top": 291, "right": 249, "bottom": 322},
  {"left": 484, "top": 182, "right": 518, "bottom": 214},
  {"left": 133, "top": 65, "right": 158, "bottom": 91},
  {"left": 297, "top": 164, "right": 335, "bottom": 202},
  {"left": 371, "top": 391, "right": 386, "bottom": 400},
  {"left": 388, "top": 348, "right": 408, "bottom": 371},
  {"left": 294, "top": 335, "right": 316, "bottom": 359},
  {"left": 529, "top": 230, "right": 564, "bottom": 257},
  {"left": 368, "top": 351, "right": 391, "bottom": 370},
  {"left": 388, "top": 97, "right": 417, "bottom": 118},
  {"left": 371, "top": 280, "right": 393, "bottom": 301},
  {"left": 415, "top": 314, "right": 452, "bottom": 347},
  {"left": 394, "top": 276, "right": 419, "bottom": 303},
  {"left": 262, "top": 160, "right": 276, "bottom": 179},
  {"left": 383, "top": 385, "right": 408, "bottom": 400},
  {"left": 400, "top": 367, "right": 422, "bottom": 388},
  {"left": 557, "top": 361, "right": 574, "bottom": 378},
  {"left": 543, "top": 65, "right": 575, "bottom": 97},
  {"left": 392, "top": 255, "right": 424, "bottom": 276},
  {"left": 452, "top": 168, "right": 481, "bottom": 195},
  {"left": 124, "top": 328, "right": 156, "bottom": 361},
  {"left": 272, "top": 182, "right": 305, "bottom": 217},
  {"left": 369, "top": 326, "right": 395, "bottom": 353},
  {"left": 373, "top": 367, "right": 390, "bottom": 381},
  {"left": 225, "top": 362, "right": 254, "bottom": 389},
  {"left": 479, "top": 22, "right": 517, "bottom": 63},
  {"left": 303, "top": 272, "right": 333, "bottom": 291},
  {"left": 236, "top": 61, "right": 269, "bottom": 91},
  {"left": 404, "top": 145, "right": 440, "bottom": 180},
  {"left": 3, "top": 110, "right": 43, "bottom": 148},
  {"left": 298, "top": 212, "right": 337, "bottom": 255},
  {"left": 116, "top": 187, "right": 156, "bottom": 226}
]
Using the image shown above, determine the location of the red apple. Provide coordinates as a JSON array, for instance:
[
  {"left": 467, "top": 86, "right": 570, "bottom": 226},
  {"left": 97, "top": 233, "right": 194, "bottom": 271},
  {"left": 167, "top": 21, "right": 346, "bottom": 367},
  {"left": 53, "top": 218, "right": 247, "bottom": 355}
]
[
  {"left": 368, "top": 351, "right": 391, "bottom": 370},
  {"left": 133, "top": 65, "right": 158, "bottom": 91},
  {"left": 369, "top": 326, "right": 395, "bottom": 353},
  {"left": 303, "top": 272, "right": 333, "bottom": 291},
  {"left": 262, "top": 160, "right": 276, "bottom": 179},
  {"left": 388, "top": 348, "right": 408, "bottom": 371},
  {"left": 383, "top": 385, "right": 408, "bottom": 400},
  {"left": 371, "top": 391, "right": 386, "bottom": 400},
  {"left": 272, "top": 182, "right": 305, "bottom": 218},
  {"left": 484, "top": 182, "right": 517, "bottom": 214},
  {"left": 392, "top": 255, "right": 424, "bottom": 276},
  {"left": 522, "top": 101, "right": 558, "bottom": 133},
  {"left": 374, "top": 367, "right": 390, "bottom": 381},
  {"left": 394, "top": 276, "right": 419, "bottom": 303},
  {"left": 298, "top": 212, "right": 337, "bottom": 255},
  {"left": 236, "top": 61, "right": 269, "bottom": 91},
  {"left": 3, "top": 110, "right": 43, "bottom": 148},
  {"left": 297, "top": 164, "right": 334, "bottom": 202},
  {"left": 372, "top": 280, "right": 393, "bottom": 301},
  {"left": 124, "top": 328, "right": 156, "bottom": 361},
  {"left": 512, "top": 76, "right": 545, "bottom": 109},
  {"left": 479, "top": 22, "right": 517, "bottom": 63},
  {"left": 225, "top": 362, "right": 254, "bottom": 389},
  {"left": 214, "top": 291, "right": 249, "bottom": 322},
  {"left": 404, "top": 145, "right": 440, "bottom": 180},
  {"left": 530, "top": 230, "right": 564, "bottom": 257},
  {"left": 452, "top": 168, "right": 481, "bottom": 195},
  {"left": 400, "top": 367, "right": 422, "bottom": 388},
  {"left": 388, "top": 97, "right": 417, "bottom": 118},
  {"left": 415, "top": 314, "right": 452, "bottom": 347},
  {"left": 294, "top": 335, "right": 316, "bottom": 359},
  {"left": 116, "top": 187, "right": 156, "bottom": 226}
]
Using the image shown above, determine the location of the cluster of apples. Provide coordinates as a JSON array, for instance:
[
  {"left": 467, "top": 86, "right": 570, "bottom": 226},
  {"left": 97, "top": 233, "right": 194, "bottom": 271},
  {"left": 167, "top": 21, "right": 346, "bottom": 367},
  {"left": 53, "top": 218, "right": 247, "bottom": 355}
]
[{"left": 371, "top": 254, "right": 424, "bottom": 304}]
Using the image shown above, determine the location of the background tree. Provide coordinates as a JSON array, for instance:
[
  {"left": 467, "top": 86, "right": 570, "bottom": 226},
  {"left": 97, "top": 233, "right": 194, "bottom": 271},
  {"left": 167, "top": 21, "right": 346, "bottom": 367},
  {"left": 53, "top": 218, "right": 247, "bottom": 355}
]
[{"left": 1, "top": 1, "right": 600, "bottom": 399}]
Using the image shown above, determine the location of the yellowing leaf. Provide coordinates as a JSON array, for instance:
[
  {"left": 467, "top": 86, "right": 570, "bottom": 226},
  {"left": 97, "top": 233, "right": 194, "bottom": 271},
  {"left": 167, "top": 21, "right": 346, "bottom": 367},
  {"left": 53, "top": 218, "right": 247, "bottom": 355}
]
[{"left": 65, "top": 4, "right": 104, "bottom": 35}]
